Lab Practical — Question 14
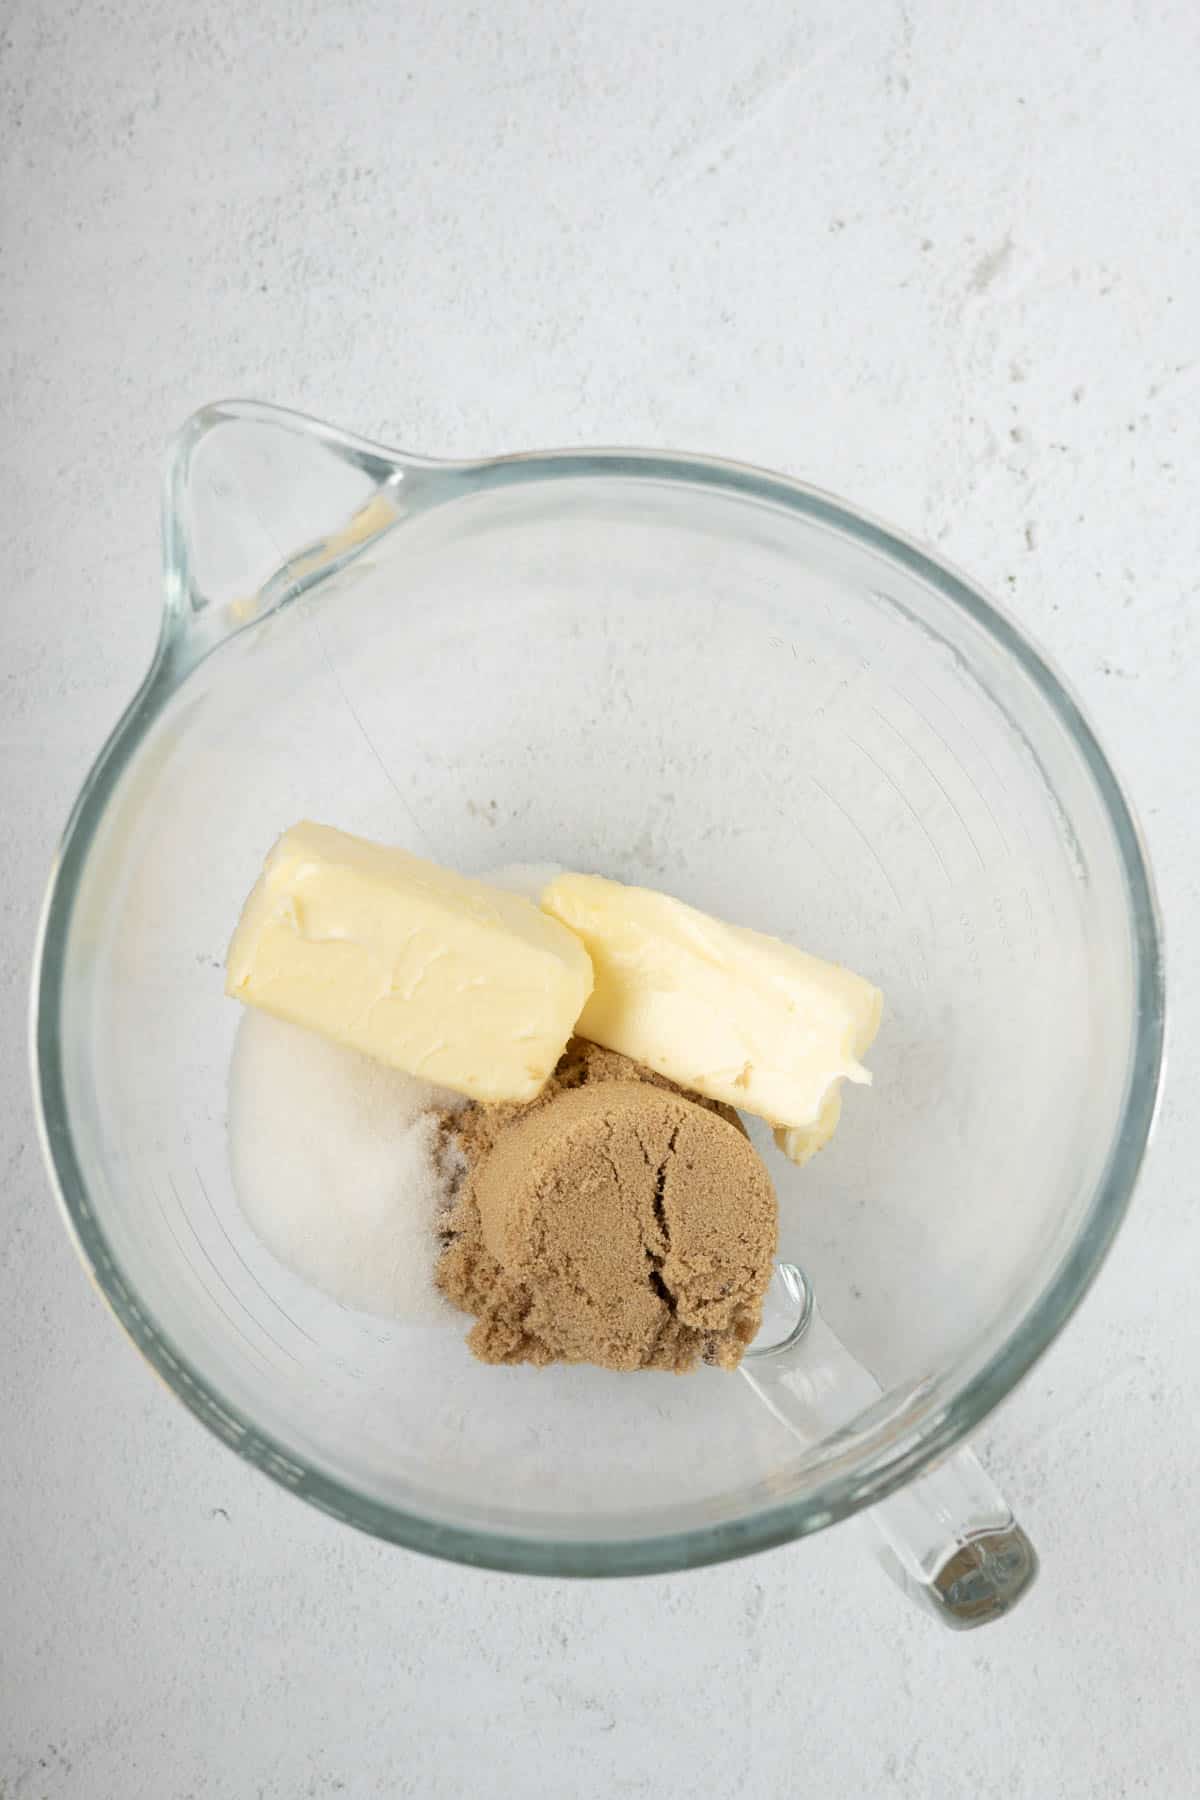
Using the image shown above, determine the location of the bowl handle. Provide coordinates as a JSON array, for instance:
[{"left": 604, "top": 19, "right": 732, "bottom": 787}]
[
  {"left": 865, "top": 1443, "right": 1038, "bottom": 1628},
  {"left": 742, "top": 1266, "right": 1038, "bottom": 1629}
]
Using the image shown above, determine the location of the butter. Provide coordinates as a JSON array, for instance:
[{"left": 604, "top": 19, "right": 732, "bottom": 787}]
[
  {"left": 773, "top": 1087, "right": 844, "bottom": 1167},
  {"left": 227, "top": 823, "right": 593, "bottom": 1103},
  {"left": 540, "top": 873, "right": 881, "bottom": 1160}
]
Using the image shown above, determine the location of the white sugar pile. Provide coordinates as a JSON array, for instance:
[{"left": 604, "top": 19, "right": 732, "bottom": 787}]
[{"left": 228, "top": 1009, "right": 463, "bottom": 1324}]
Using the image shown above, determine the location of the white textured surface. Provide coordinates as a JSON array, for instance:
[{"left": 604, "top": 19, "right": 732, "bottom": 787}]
[{"left": 2, "top": 1, "right": 1198, "bottom": 1794}]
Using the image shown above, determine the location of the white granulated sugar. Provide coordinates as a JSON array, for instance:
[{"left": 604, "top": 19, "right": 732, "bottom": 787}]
[{"left": 228, "top": 1009, "right": 462, "bottom": 1324}]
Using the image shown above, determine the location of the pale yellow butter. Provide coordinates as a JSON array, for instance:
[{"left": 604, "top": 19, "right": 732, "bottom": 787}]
[
  {"left": 540, "top": 873, "right": 881, "bottom": 1162},
  {"left": 226, "top": 823, "right": 593, "bottom": 1103},
  {"left": 773, "top": 1087, "right": 845, "bottom": 1167}
]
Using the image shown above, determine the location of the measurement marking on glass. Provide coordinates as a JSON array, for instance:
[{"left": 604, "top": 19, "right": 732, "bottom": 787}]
[
  {"left": 901, "top": 676, "right": 1014, "bottom": 856},
  {"left": 167, "top": 1171, "right": 298, "bottom": 1368},
  {"left": 898, "top": 676, "right": 1065, "bottom": 941},
  {"left": 846, "top": 736, "right": 951, "bottom": 881},
  {"left": 871, "top": 708, "right": 987, "bottom": 870},
  {"left": 809, "top": 778, "right": 904, "bottom": 908},
  {"left": 148, "top": 1172, "right": 275, "bottom": 1375},
  {"left": 196, "top": 1163, "right": 318, "bottom": 1349}
]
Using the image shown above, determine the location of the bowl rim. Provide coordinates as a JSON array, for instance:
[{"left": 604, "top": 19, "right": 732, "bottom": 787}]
[{"left": 30, "top": 404, "right": 1166, "bottom": 1577}]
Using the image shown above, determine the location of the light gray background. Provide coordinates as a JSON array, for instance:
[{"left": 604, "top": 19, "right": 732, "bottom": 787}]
[{"left": 3, "top": 2, "right": 1197, "bottom": 1795}]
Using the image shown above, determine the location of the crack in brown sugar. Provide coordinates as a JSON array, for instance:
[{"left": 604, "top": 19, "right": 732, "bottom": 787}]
[
  {"left": 647, "top": 1268, "right": 673, "bottom": 1307},
  {"left": 651, "top": 1123, "right": 680, "bottom": 1238},
  {"left": 644, "top": 1122, "right": 681, "bottom": 1312}
]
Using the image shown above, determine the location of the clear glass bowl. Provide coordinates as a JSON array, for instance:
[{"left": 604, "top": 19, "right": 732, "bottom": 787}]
[{"left": 32, "top": 403, "right": 1164, "bottom": 1580}]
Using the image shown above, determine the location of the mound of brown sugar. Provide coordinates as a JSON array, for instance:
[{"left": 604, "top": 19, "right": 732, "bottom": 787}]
[{"left": 436, "top": 1040, "right": 777, "bottom": 1372}]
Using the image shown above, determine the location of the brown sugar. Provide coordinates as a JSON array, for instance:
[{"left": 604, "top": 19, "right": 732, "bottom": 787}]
[{"left": 436, "top": 1040, "right": 777, "bottom": 1372}]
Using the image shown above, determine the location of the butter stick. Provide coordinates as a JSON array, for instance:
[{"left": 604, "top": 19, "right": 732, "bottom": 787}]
[
  {"left": 227, "top": 823, "right": 593, "bottom": 1103},
  {"left": 540, "top": 873, "right": 881, "bottom": 1162}
]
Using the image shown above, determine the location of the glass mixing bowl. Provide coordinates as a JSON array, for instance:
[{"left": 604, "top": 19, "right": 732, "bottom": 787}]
[{"left": 32, "top": 403, "right": 1163, "bottom": 1616}]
